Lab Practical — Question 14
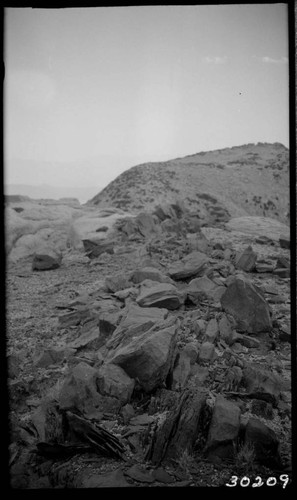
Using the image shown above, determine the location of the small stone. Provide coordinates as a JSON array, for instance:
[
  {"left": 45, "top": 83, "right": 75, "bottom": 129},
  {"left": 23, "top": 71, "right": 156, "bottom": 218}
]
[{"left": 235, "top": 245, "right": 257, "bottom": 272}]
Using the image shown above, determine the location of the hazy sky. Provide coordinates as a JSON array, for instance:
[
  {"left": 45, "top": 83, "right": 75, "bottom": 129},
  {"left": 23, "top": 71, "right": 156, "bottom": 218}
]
[{"left": 4, "top": 4, "right": 289, "bottom": 188}]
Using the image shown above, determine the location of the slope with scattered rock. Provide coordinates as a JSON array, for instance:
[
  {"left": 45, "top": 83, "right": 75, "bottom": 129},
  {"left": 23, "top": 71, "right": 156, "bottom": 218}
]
[
  {"left": 88, "top": 142, "right": 289, "bottom": 225},
  {"left": 6, "top": 199, "right": 291, "bottom": 489}
]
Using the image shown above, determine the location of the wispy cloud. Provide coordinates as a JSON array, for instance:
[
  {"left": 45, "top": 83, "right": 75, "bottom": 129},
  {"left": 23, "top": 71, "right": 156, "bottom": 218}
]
[
  {"left": 203, "top": 56, "right": 227, "bottom": 65},
  {"left": 260, "top": 56, "right": 288, "bottom": 64}
]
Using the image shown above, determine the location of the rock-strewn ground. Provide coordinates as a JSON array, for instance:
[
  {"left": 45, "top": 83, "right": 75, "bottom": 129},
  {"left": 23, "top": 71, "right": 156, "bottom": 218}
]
[{"left": 6, "top": 204, "right": 292, "bottom": 489}]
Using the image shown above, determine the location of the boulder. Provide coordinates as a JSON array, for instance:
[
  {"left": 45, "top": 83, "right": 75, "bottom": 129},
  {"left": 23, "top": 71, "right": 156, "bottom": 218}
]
[
  {"left": 105, "top": 274, "right": 131, "bottom": 293},
  {"left": 198, "top": 342, "right": 215, "bottom": 363},
  {"left": 186, "top": 233, "right": 210, "bottom": 254},
  {"left": 82, "top": 239, "right": 114, "bottom": 259},
  {"left": 58, "top": 362, "right": 120, "bottom": 415},
  {"left": 136, "top": 282, "right": 184, "bottom": 310},
  {"left": 108, "top": 324, "right": 178, "bottom": 393},
  {"left": 168, "top": 251, "right": 209, "bottom": 280},
  {"left": 187, "top": 276, "right": 217, "bottom": 304},
  {"left": 218, "top": 314, "right": 233, "bottom": 344},
  {"left": 279, "top": 234, "right": 290, "bottom": 249},
  {"left": 131, "top": 267, "right": 173, "bottom": 285},
  {"left": 33, "top": 347, "right": 76, "bottom": 368},
  {"left": 98, "top": 311, "right": 122, "bottom": 348},
  {"left": 242, "top": 364, "right": 282, "bottom": 405},
  {"left": 77, "top": 468, "right": 130, "bottom": 488},
  {"left": 235, "top": 245, "right": 257, "bottom": 272},
  {"left": 105, "top": 303, "right": 168, "bottom": 352},
  {"left": 205, "top": 318, "right": 219, "bottom": 343},
  {"left": 32, "top": 248, "right": 62, "bottom": 271},
  {"left": 204, "top": 395, "right": 241, "bottom": 460},
  {"left": 220, "top": 276, "right": 272, "bottom": 333},
  {"left": 273, "top": 268, "right": 290, "bottom": 278},
  {"left": 244, "top": 417, "right": 282, "bottom": 468},
  {"left": 97, "top": 363, "right": 135, "bottom": 404},
  {"left": 171, "top": 351, "right": 192, "bottom": 390},
  {"left": 153, "top": 203, "right": 178, "bottom": 221}
]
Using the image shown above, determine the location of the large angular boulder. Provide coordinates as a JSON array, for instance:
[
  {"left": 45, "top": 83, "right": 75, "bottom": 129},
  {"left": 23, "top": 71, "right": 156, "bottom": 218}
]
[
  {"left": 58, "top": 362, "right": 120, "bottom": 416},
  {"left": 234, "top": 245, "right": 257, "bottom": 272},
  {"left": 220, "top": 276, "right": 272, "bottom": 333},
  {"left": 242, "top": 364, "right": 282, "bottom": 405},
  {"left": 32, "top": 248, "right": 62, "bottom": 271},
  {"left": 105, "top": 303, "right": 169, "bottom": 353},
  {"left": 204, "top": 395, "right": 241, "bottom": 460},
  {"left": 168, "top": 251, "right": 209, "bottom": 281},
  {"left": 97, "top": 363, "right": 135, "bottom": 404},
  {"left": 244, "top": 417, "right": 282, "bottom": 468},
  {"left": 136, "top": 282, "right": 184, "bottom": 310},
  {"left": 108, "top": 324, "right": 178, "bottom": 393},
  {"left": 187, "top": 276, "right": 223, "bottom": 304}
]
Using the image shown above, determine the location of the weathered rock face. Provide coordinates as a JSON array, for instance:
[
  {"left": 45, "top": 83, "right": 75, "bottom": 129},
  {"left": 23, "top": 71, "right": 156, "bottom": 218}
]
[
  {"left": 32, "top": 248, "right": 62, "bottom": 271},
  {"left": 136, "top": 282, "right": 185, "bottom": 310},
  {"left": 204, "top": 395, "right": 241, "bottom": 460},
  {"left": 168, "top": 251, "right": 209, "bottom": 280},
  {"left": 235, "top": 245, "right": 257, "bottom": 272},
  {"left": 244, "top": 417, "right": 282, "bottom": 468},
  {"left": 220, "top": 276, "right": 272, "bottom": 333},
  {"left": 108, "top": 324, "right": 178, "bottom": 393},
  {"left": 97, "top": 363, "right": 135, "bottom": 404}
]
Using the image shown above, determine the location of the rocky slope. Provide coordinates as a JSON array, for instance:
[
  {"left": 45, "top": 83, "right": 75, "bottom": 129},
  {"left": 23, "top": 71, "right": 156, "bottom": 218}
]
[
  {"left": 6, "top": 201, "right": 292, "bottom": 489},
  {"left": 88, "top": 142, "right": 289, "bottom": 226}
]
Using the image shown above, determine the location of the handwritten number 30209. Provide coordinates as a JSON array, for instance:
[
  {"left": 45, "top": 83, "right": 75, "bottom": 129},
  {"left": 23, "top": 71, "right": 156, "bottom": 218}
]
[{"left": 226, "top": 475, "right": 289, "bottom": 488}]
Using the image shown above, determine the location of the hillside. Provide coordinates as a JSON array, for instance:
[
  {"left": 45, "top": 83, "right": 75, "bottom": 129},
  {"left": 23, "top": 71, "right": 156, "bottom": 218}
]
[{"left": 88, "top": 142, "right": 289, "bottom": 225}]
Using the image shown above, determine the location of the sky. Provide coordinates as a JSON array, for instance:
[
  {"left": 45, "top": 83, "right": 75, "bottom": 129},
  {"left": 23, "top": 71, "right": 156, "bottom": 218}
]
[{"left": 4, "top": 4, "right": 290, "bottom": 192}]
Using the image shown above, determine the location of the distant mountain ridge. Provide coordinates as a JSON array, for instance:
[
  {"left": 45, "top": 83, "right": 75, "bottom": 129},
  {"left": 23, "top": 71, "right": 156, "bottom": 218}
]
[
  {"left": 88, "top": 142, "right": 289, "bottom": 225},
  {"left": 5, "top": 183, "right": 100, "bottom": 204}
]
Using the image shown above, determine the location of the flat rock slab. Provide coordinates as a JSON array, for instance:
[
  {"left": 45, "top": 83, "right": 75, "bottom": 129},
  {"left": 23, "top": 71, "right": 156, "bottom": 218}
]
[
  {"left": 168, "top": 251, "right": 208, "bottom": 280},
  {"left": 152, "top": 467, "right": 175, "bottom": 484},
  {"left": 136, "top": 282, "right": 184, "bottom": 310},
  {"left": 79, "top": 468, "right": 130, "bottom": 488},
  {"left": 124, "top": 464, "right": 155, "bottom": 483}
]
